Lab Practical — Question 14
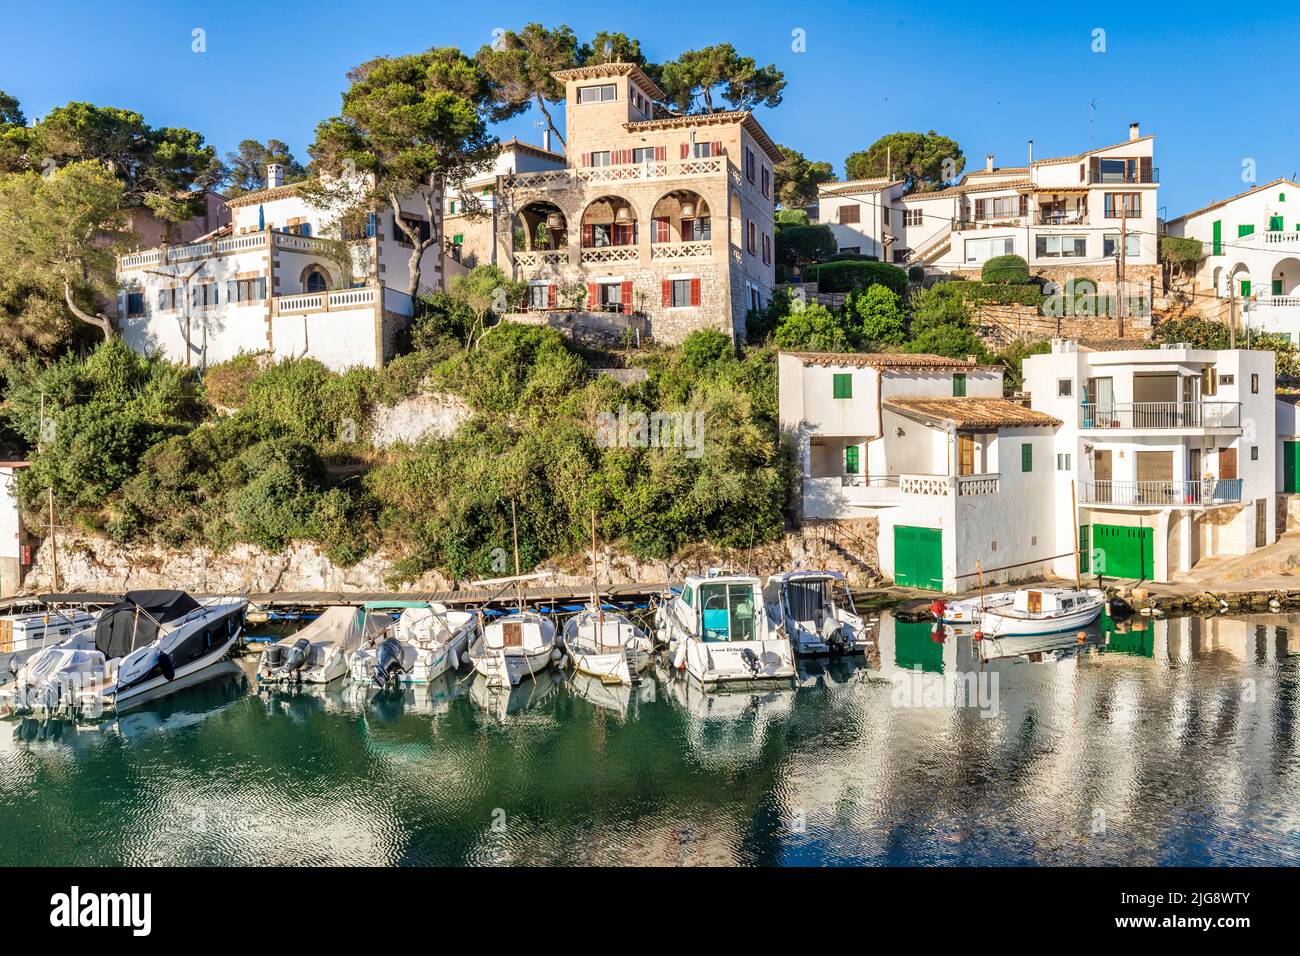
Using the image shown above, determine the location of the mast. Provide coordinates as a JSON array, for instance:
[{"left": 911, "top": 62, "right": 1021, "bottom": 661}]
[
  {"left": 511, "top": 499, "right": 522, "bottom": 614},
  {"left": 48, "top": 486, "right": 59, "bottom": 593}
]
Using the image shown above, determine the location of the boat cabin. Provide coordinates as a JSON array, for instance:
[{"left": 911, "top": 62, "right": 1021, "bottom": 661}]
[
  {"left": 763, "top": 571, "right": 857, "bottom": 624},
  {"left": 673, "top": 574, "right": 768, "bottom": 643},
  {"left": 1010, "top": 588, "right": 1085, "bottom": 617}
]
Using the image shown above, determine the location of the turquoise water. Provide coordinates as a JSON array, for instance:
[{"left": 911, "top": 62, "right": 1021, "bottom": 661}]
[{"left": 1, "top": 611, "right": 1298, "bottom": 866}]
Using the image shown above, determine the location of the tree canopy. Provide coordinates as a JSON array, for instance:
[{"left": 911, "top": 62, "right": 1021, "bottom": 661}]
[
  {"left": 221, "top": 139, "right": 307, "bottom": 196},
  {"left": 774, "top": 145, "right": 834, "bottom": 209},
  {"left": 476, "top": 24, "right": 583, "bottom": 147},
  {"left": 657, "top": 43, "right": 785, "bottom": 114},
  {"left": 844, "top": 131, "right": 964, "bottom": 193}
]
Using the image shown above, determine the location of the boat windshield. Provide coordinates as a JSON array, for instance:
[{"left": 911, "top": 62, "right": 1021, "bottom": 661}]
[
  {"left": 786, "top": 576, "right": 856, "bottom": 621},
  {"left": 698, "top": 583, "right": 757, "bottom": 642}
]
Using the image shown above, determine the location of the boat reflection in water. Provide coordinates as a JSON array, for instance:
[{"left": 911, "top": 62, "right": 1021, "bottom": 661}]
[
  {"left": 467, "top": 668, "right": 563, "bottom": 722},
  {"left": 5, "top": 661, "right": 249, "bottom": 752},
  {"left": 351, "top": 672, "right": 465, "bottom": 721},
  {"left": 660, "top": 665, "right": 797, "bottom": 767},
  {"left": 567, "top": 668, "right": 654, "bottom": 719}
]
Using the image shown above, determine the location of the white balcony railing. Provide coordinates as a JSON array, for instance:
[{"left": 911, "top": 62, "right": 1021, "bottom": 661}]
[
  {"left": 1079, "top": 478, "right": 1242, "bottom": 507},
  {"left": 957, "top": 474, "right": 1000, "bottom": 496},
  {"left": 650, "top": 240, "right": 713, "bottom": 260},
  {"left": 119, "top": 229, "right": 338, "bottom": 270},
  {"left": 501, "top": 157, "right": 726, "bottom": 192},
  {"left": 273, "top": 286, "right": 378, "bottom": 315}
]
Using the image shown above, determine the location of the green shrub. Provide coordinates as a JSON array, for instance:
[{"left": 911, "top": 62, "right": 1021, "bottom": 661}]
[
  {"left": 773, "top": 304, "right": 852, "bottom": 352},
  {"left": 981, "top": 254, "right": 1030, "bottom": 284},
  {"left": 907, "top": 265, "right": 925, "bottom": 283},
  {"left": 847, "top": 285, "right": 906, "bottom": 346},
  {"left": 909, "top": 283, "right": 973, "bottom": 334},
  {"left": 906, "top": 324, "right": 991, "bottom": 363},
  {"left": 805, "top": 259, "right": 908, "bottom": 296}
]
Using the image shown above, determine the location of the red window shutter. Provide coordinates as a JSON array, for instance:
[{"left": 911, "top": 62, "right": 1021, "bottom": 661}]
[
  {"left": 712, "top": 141, "right": 723, "bottom": 157},
  {"left": 681, "top": 142, "right": 689, "bottom": 159},
  {"left": 654, "top": 217, "right": 670, "bottom": 243},
  {"left": 620, "top": 280, "right": 633, "bottom": 314},
  {"left": 581, "top": 153, "right": 590, "bottom": 167},
  {"left": 655, "top": 146, "right": 666, "bottom": 161},
  {"left": 582, "top": 224, "right": 593, "bottom": 247},
  {"left": 547, "top": 284, "right": 557, "bottom": 308},
  {"left": 586, "top": 283, "right": 598, "bottom": 309},
  {"left": 662, "top": 280, "right": 672, "bottom": 307},
  {"left": 689, "top": 278, "right": 701, "bottom": 306}
]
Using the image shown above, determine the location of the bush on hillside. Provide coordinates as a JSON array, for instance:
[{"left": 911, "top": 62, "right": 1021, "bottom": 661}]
[{"left": 805, "top": 259, "right": 908, "bottom": 296}]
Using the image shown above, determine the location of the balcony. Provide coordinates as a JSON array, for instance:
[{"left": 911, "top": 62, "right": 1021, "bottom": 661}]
[
  {"left": 119, "top": 229, "right": 340, "bottom": 271},
  {"left": 899, "top": 473, "right": 1000, "bottom": 496},
  {"left": 1079, "top": 479, "right": 1242, "bottom": 508},
  {"left": 1079, "top": 402, "right": 1241, "bottom": 430},
  {"left": 1086, "top": 167, "right": 1159, "bottom": 184},
  {"left": 512, "top": 250, "right": 568, "bottom": 270},
  {"left": 501, "top": 157, "right": 727, "bottom": 193},
  {"left": 1034, "top": 211, "right": 1087, "bottom": 226},
  {"left": 650, "top": 240, "right": 713, "bottom": 261},
  {"left": 270, "top": 286, "right": 412, "bottom": 318}
]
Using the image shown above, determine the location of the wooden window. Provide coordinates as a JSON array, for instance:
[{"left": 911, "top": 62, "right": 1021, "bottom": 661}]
[
  {"left": 838, "top": 205, "right": 861, "bottom": 224},
  {"left": 227, "top": 277, "right": 267, "bottom": 303},
  {"left": 745, "top": 147, "right": 756, "bottom": 182},
  {"left": 502, "top": 622, "right": 523, "bottom": 647},
  {"left": 832, "top": 373, "right": 852, "bottom": 399},
  {"left": 1136, "top": 451, "right": 1174, "bottom": 482},
  {"left": 1104, "top": 193, "right": 1141, "bottom": 218},
  {"left": 125, "top": 292, "right": 145, "bottom": 318},
  {"left": 762, "top": 232, "right": 771, "bottom": 265},
  {"left": 953, "top": 373, "right": 967, "bottom": 397},
  {"left": 761, "top": 165, "right": 771, "bottom": 198},
  {"left": 1021, "top": 443, "right": 1032, "bottom": 472},
  {"left": 958, "top": 434, "right": 975, "bottom": 476},
  {"left": 747, "top": 220, "right": 757, "bottom": 254}
]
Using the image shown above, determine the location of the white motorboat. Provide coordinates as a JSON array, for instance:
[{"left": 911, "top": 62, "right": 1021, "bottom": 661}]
[
  {"left": 933, "top": 592, "right": 1015, "bottom": 625},
  {"left": 3, "top": 590, "right": 246, "bottom": 714},
  {"left": 562, "top": 604, "right": 654, "bottom": 686},
  {"left": 258, "top": 605, "right": 389, "bottom": 684},
  {"left": 349, "top": 601, "right": 478, "bottom": 687},
  {"left": 975, "top": 587, "right": 1105, "bottom": 637},
  {"left": 468, "top": 610, "right": 559, "bottom": 688},
  {"left": 763, "top": 570, "right": 874, "bottom": 655},
  {"left": 1, "top": 602, "right": 99, "bottom": 681},
  {"left": 654, "top": 573, "right": 796, "bottom": 686}
]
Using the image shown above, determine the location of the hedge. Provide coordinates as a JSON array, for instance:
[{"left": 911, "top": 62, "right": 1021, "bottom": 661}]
[
  {"left": 805, "top": 259, "right": 908, "bottom": 296},
  {"left": 981, "top": 254, "right": 1030, "bottom": 285}
]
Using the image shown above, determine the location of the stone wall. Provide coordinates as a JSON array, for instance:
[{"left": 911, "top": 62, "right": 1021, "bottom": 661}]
[
  {"left": 973, "top": 302, "right": 1152, "bottom": 347},
  {"left": 20, "top": 519, "right": 883, "bottom": 597}
]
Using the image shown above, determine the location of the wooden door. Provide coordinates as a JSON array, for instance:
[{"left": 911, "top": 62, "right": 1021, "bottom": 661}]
[
  {"left": 1026, "top": 591, "right": 1043, "bottom": 614},
  {"left": 1257, "top": 499, "right": 1268, "bottom": 548},
  {"left": 1219, "top": 447, "right": 1238, "bottom": 480},
  {"left": 502, "top": 621, "right": 523, "bottom": 648},
  {"left": 958, "top": 434, "right": 975, "bottom": 476}
]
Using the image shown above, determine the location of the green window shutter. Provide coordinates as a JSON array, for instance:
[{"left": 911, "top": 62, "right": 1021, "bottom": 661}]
[
  {"left": 1212, "top": 220, "right": 1222, "bottom": 256},
  {"left": 1270, "top": 216, "right": 1284, "bottom": 232},
  {"left": 453, "top": 234, "right": 464, "bottom": 244},
  {"left": 1238, "top": 224, "right": 1255, "bottom": 238},
  {"left": 1274, "top": 279, "right": 1284, "bottom": 296},
  {"left": 1021, "top": 443, "right": 1032, "bottom": 472},
  {"left": 832, "top": 373, "right": 852, "bottom": 399},
  {"left": 844, "top": 445, "right": 859, "bottom": 474},
  {"left": 1241, "top": 279, "right": 1252, "bottom": 298},
  {"left": 953, "top": 373, "right": 967, "bottom": 397}
]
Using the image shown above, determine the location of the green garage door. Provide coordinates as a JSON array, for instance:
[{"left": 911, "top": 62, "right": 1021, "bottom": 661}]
[
  {"left": 1091, "top": 524, "right": 1152, "bottom": 580},
  {"left": 1284, "top": 441, "right": 1300, "bottom": 493},
  {"left": 894, "top": 525, "right": 943, "bottom": 590}
]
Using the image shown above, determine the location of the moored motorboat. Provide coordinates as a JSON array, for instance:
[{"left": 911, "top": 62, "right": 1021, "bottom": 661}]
[
  {"left": 562, "top": 604, "right": 654, "bottom": 686},
  {"left": 3, "top": 590, "right": 246, "bottom": 715},
  {"left": 258, "top": 605, "right": 389, "bottom": 684},
  {"left": 349, "top": 601, "right": 478, "bottom": 687},
  {"left": 763, "top": 570, "right": 874, "bottom": 655},
  {"left": 1, "top": 601, "right": 100, "bottom": 682},
  {"left": 975, "top": 587, "right": 1105, "bottom": 637},
  {"left": 468, "top": 610, "right": 558, "bottom": 688},
  {"left": 655, "top": 573, "right": 795, "bottom": 686}
]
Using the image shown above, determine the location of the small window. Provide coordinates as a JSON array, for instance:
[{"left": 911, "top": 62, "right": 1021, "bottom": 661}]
[
  {"left": 588, "top": 151, "right": 612, "bottom": 167},
  {"left": 953, "top": 373, "right": 967, "bottom": 397},
  {"left": 1021, "top": 443, "right": 1033, "bottom": 472},
  {"left": 1251, "top": 446, "right": 1259, "bottom": 461},
  {"left": 844, "top": 445, "right": 860, "bottom": 474},
  {"left": 1252, "top": 373, "right": 1260, "bottom": 394},
  {"left": 1057, "top": 378, "right": 1073, "bottom": 397},
  {"left": 1219, "top": 374, "right": 1235, "bottom": 386},
  {"left": 682, "top": 585, "right": 693, "bottom": 608},
  {"left": 838, "top": 205, "right": 861, "bottom": 225},
  {"left": 576, "top": 83, "right": 617, "bottom": 104},
  {"left": 832, "top": 373, "right": 853, "bottom": 399},
  {"left": 669, "top": 278, "right": 693, "bottom": 308},
  {"left": 125, "top": 291, "right": 145, "bottom": 318},
  {"left": 1056, "top": 452, "right": 1072, "bottom": 471}
]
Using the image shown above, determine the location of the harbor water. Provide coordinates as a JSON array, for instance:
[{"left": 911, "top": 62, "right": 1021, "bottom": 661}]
[{"left": 1, "top": 610, "right": 1298, "bottom": 866}]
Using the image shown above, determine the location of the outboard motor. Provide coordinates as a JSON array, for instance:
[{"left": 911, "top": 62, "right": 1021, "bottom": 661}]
[
  {"left": 821, "top": 617, "right": 851, "bottom": 655},
  {"left": 739, "top": 647, "right": 762, "bottom": 676},
  {"left": 371, "top": 637, "right": 406, "bottom": 688},
  {"left": 274, "top": 638, "right": 312, "bottom": 679}
]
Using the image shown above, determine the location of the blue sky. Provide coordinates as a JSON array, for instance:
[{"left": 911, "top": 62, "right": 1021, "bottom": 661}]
[{"left": 2, "top": 0, "right": 1297, "bottom": 216}]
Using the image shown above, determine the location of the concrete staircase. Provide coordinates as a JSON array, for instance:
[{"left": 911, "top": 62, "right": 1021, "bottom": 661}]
[{"left": 1176, "top": 495, "right": 1300, "bottom": 585}]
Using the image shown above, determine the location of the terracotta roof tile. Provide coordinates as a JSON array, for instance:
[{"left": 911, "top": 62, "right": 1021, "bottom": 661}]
[
  {"left": 884, "top": 397, "right": 1062, "bottom": 429},
  {"left": 783, "top": 351, "right": 999, "bottom": 371}
]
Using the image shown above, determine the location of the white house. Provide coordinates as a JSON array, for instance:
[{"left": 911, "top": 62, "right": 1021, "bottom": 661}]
[
  {"left": 1024, "top": 340, "right": 1276, "bottom": 583},
  {"left": 817, "top": 123, "right": 1159, "bottom": 301},
  {"left": 1164, "top": 177, "right": 1300, "bottom": 341},
  {"left": 779, "top": 351, "right": 1061, "bottom": 592},
  {"left": 115, "top": 165, "right": 443, "bottom": 372},
  {"left": 0, "top": 462, "right": 30, "bottom": 598}
]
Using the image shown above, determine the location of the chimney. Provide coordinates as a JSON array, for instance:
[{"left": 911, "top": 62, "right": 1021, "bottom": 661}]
[
  {"left": 1129, "top": 122, "right": 1140, "bottom": 141},
  {"left": 1028, "top": 139, "right": 1034, "bottom": 164},
  {"left": 985, "top": 154, "right": 994, "bottom": 173},
  {"left": 266, "top": 163, "right": 284, "bottom": 189},
  {"left": 542, "top": 128, "right": 551, "bottom": 153}
]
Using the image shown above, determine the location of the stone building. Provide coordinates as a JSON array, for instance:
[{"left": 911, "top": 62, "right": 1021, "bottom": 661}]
[{"left": 459, "top": 62, "right": 780, "bottom": 343}]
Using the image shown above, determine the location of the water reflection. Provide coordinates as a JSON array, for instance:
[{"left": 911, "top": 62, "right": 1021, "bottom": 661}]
[{"left": 0, "top": 612, "right": 1296, "bottom": 866}]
